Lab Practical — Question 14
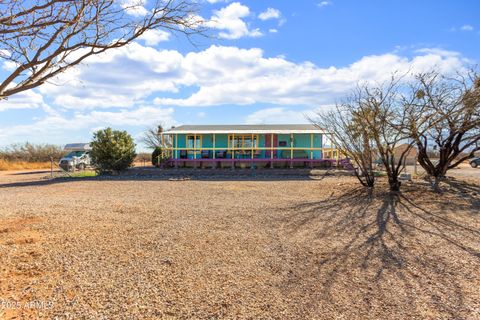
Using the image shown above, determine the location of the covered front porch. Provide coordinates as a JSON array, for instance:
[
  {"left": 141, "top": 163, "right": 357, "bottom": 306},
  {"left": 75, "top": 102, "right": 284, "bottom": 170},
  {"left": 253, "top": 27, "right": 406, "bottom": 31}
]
[{"left": 160, "top": 125, "right": 345, "bottom": 169}]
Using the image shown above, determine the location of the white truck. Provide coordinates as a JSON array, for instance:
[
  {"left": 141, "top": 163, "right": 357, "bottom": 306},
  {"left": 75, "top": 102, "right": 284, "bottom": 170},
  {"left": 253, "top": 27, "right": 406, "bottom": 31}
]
[{"left": 59, "top": 143, "right": 92, "bottom": 171}]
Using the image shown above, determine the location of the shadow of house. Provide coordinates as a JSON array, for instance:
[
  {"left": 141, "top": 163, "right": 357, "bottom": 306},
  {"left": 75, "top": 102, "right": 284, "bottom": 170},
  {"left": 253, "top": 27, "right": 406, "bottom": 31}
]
[{"left": 0, "top": 167, "right": 352, "bottom": 189}]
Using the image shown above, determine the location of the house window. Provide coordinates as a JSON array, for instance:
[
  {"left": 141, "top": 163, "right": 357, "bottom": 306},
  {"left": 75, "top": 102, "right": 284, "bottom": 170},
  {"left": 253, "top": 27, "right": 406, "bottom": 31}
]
[
  {"left": 228, "top": 134, "right": 258, "bottom": 149},
  {"left": 186, "top": 135, "right": 201, "bottom": 149}
]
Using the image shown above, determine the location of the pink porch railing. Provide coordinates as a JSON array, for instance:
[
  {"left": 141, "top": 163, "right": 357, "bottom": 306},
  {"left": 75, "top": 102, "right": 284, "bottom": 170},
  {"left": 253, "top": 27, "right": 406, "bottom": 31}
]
[{"left": 160, "top": 157, "right": 354, "bottom": 170}]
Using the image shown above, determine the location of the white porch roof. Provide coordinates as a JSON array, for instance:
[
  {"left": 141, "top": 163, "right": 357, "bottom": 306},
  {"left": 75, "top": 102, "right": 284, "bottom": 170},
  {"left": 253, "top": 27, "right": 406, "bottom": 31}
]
[{"left": 163, "top": 124, "right": 326, "bottom": 135}]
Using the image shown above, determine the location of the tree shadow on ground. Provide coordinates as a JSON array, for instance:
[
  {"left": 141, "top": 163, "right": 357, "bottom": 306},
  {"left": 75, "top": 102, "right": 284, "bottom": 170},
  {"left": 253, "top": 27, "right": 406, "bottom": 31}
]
[
  {"left": 271, "top": 185, "right": 480, "bottom": 319},
  {"left": 441, "top": 177, "right": 480, "bottom": 212}
]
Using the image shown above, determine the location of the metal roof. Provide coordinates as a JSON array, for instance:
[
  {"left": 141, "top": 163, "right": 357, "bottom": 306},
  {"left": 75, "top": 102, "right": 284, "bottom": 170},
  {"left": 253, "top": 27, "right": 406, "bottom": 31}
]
[
  {"left": 163, "top": 124, "right": 325, "bottom": 134},
  {"left": 64, "top": 143, "right": 92, "bottom": 151}
]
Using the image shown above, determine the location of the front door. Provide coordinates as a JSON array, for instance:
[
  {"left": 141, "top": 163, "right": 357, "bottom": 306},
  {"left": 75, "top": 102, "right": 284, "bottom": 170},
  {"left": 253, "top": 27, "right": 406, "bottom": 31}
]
[{"left": 265, "top": 134, "right": 278, "bottom": 158}]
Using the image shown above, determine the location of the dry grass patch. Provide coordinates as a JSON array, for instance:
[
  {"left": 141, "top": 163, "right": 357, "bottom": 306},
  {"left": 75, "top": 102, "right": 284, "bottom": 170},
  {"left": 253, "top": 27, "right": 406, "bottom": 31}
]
[{"left": 0, "top": 160, "right": 51, "bottom": 171}]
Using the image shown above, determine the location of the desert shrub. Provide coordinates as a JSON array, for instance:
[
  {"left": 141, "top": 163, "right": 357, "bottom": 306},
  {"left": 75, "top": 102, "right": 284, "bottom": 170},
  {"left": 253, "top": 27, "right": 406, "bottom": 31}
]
[
  {"left": 0, "top": 142, "right": 65, "bottom": 162},
  {"left": 90, "top": 128, "right": 136, "bottom": 174}
]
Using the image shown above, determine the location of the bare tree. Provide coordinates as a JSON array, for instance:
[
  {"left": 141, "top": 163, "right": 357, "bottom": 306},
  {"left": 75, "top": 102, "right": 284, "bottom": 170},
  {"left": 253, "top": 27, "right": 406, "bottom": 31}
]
[
  {"left": 0, "top": 0, "right": 203, "bottom": 98},
  {"left": 312, "top": 103, "right": 376, "bottom": 188},
  {"left": 318, "top": 77, "right": 429, "bottom": 192},
  {"left": 356, "top": 78, "right": 422, "bottom": 192},
  {"left": 407, "top": 71, "right": 480, "bottom": 190},
  {"left": 140, "top": 124, "right": 171, "bottom": 149}
]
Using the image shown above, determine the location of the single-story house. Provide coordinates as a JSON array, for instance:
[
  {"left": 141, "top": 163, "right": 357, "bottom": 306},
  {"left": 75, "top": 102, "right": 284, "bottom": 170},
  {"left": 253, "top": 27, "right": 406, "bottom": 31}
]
[{"left": 160, "top": 124, "right": 342, "bottom": 168}]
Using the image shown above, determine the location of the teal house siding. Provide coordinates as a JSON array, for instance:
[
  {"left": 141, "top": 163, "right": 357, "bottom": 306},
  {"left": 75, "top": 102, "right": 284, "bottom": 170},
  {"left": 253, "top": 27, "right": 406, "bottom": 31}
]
[
  {"left": 172, "top": 133, "right": 323, "bottom": 159},
  {"left": 161, "top": 125, "right": 338, "bottom": 168}
]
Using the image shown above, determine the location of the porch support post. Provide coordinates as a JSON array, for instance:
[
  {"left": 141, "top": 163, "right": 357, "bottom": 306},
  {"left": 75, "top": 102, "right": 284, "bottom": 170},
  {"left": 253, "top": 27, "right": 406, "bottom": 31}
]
[
  {"left": 193, "top": 133, "right": 197, "bottom": 169},
  {"left": 290, "top": 133, "right": 293, "bottom": 169},
  {"left": 330, "top": 134, "right": 333, "bottom": 159},
  {"left": 159, "top": 133, "right": 164, "bottom": 165},
  {"left": 213, "top": 134, "right": 216, "bottom": 159},
  {"left": 175, "top": 133, "right": 178, "bottom": 168},
  {"left": 320, "top": 134, "right": 323, "bottom": 160},
  {"left": 310, "top": 133, "right": 313, "bottom": 159},
  {"left": 335, "top": 135, "right": 339, "bottom": 167},
  {"left": 270, "top": 133, "right": 274, "bottom": 169},
  {"left": 232, "top": 133, "right": 235, "bottom": 170},
  {"left": 251, "top": 133, "right": 254, "bottom": 170},
  {"left": 251, "top": 133, "right": 254, "bottom": 159},
  {"left": 310, "top": 133, "right": 314, "bottom": 169}
]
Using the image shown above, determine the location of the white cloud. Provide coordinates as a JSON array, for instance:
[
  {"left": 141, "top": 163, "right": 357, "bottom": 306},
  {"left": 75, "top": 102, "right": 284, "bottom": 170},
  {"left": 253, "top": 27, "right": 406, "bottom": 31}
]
[
  {"left": 460, "top": 24, "right": 474, "bottom": 31},
  {"left": 120, "top": 0, "right": 148, "bottom": 16},
  {"left": 317, "top": 1, "right": 332, "bottom": 7},
  {"left": 2, "top": 60, "right": 18, "bottom": 71},
  {"left": 245, "top": 106, "right": 334, "bottom": 125},
  {"left": 207, "top": 2, "right": 262, "bottom": 39},
  {"left": 0, "top": 106, "right": 177, "bottom": 145},
  {"left": 154, "top": 45, "right": 467, "bottom": 107},
  {"left": 139, "top": 29, "right": 171, "bottom": 46},
  {"left": 269, "top": 28, "right": 278, "bottom": 33},
  {"left": 258, "top": 8, "right": 281, "bottom": 21},
  {"left": 84, "top": 106, "right": 175, "bottom": 127},
  {"left": 0, "top": 40, "right": 471, "bottom": 145},
  {"left": 39, "top": 42, "right": 188, "bottom": 109},
  {"left": 245, "top": 107, "right": 308, "bottom": 124},
  {"left": 3, "top": 43, "right": 468, "bottom": 116},
  {"left": 451, "top": 25, "right": 475, "bottom": 32},
  {"left": 0, "top": 89, "right": 46, "bottom": 112}
]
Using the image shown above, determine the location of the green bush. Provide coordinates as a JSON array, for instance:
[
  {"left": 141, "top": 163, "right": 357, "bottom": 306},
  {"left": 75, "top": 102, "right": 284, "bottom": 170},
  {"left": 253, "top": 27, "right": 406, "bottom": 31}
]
[{"left": 90, "top": 128, "right": 136, "bottom": 174}]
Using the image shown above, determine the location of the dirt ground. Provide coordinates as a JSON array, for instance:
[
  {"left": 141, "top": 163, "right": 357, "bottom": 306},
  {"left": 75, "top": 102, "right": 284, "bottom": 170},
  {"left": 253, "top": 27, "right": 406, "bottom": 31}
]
[
  {"left": 403, "top": 162, "right": 480, "bottom": 183},
  {"left": 0, "top": 169, "right": 479, "bottom": 319}
]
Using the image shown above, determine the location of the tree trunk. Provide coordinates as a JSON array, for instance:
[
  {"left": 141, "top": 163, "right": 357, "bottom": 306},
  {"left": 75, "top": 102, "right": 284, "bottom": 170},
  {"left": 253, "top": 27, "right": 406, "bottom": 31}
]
[
  {"left": 431, "top": 171, "right": 447, "bottom": 192},
  {"left": 366, "top": 175, "right": 375, "bottom": 188},
  {"left": 432, "top": 176, "right": 442, "bottom": 193},
  {"left": 430, "top": 163, "right": 448, "bottom": 192},
  {"left": 388, "top": 178, "right": 401, "bottom": 192},
  {"left": 354, "top": 169, "right": 375, "bottom": 188}
]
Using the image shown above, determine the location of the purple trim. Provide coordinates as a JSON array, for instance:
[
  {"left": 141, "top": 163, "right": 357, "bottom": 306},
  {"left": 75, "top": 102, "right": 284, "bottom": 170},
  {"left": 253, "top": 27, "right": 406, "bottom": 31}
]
[
  {"left": 160, "top": 158, "right": 353, "bottom": 169},
  {"left": 168, "top": 158, "right": 336, "bottom": 162}
]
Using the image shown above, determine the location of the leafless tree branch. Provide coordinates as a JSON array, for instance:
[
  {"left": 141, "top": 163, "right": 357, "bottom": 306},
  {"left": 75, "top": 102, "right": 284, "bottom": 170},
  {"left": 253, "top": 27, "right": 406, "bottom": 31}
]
[
  {"left": 406, "top": 69, "right": 480, "bottom": 190},
  {"left": 0, "top": 0, "right": 205, "bottom": 98}
]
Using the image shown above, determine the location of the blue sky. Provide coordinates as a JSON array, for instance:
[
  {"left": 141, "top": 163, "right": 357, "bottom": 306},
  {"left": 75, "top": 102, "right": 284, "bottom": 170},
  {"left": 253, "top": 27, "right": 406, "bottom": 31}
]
[{"left": 0, "top": 0, "right": 479, "bottom": 150}]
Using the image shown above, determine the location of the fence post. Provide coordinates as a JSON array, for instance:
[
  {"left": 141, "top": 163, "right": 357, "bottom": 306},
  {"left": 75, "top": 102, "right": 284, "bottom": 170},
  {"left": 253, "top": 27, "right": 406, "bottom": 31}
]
[
  {"left": 50, "top": 156, "right": 54, "bottom": 178},
  {"left": 414, "top": 156, "right": 418, "bottom": 176}
]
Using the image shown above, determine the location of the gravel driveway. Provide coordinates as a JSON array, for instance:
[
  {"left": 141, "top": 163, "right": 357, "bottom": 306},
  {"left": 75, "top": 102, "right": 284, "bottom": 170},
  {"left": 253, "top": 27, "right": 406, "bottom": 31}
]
[{"left": 0, "top": 170, "right": 479, "bottom": 319}]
